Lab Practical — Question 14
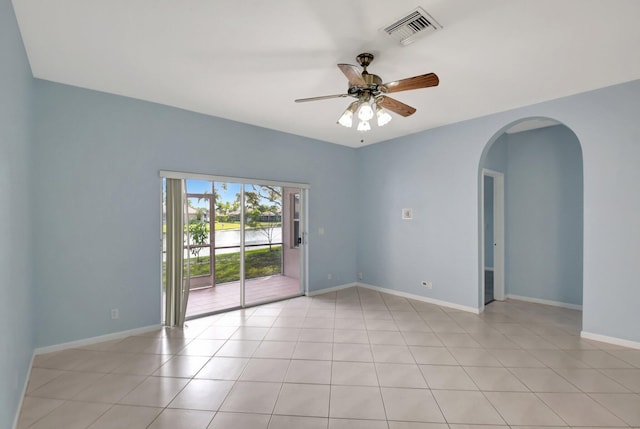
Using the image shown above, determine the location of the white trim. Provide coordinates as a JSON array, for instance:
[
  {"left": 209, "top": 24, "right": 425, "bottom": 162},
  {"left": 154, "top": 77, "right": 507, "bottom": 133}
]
[
  {"left": 481, "top": 169, "right": 505, "bottom": 308},
  {"left": 506, "top": 294, "right": 582, "bottom": 310},
  {"left": 306, "top": 282, "right": 358, "bottom": 296},
  {"left": 581, "top": 331, "right": 640, "bottom": 350},
  {"left": 34, "top": 324, "right": 162, "bottom": 355},
  {"left": 12, "top": 352, "right": 35, "bottom": 429},
  {"left": 159, "top": 170, "right": 310, "bottom": 189},
  {"left": 357, "top": 283, "right": 480, "bottom": 314},
  {"left": 484, "top": 267, "right": 494, "bottom": 271}
]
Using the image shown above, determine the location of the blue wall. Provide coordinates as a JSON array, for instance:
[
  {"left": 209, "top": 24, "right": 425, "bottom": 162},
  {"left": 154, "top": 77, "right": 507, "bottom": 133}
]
[
  {"left": 0, "top": 0, "right": 35, "bottom": 426},
  {"left": 504, "top": 126, "right": 583, "bottom": 305},
  {"left": 357, "top": 79, "right": 640, "bottom": 343},
  {"left": 32, "top": 81, "right": 358, "bottom": 347}
]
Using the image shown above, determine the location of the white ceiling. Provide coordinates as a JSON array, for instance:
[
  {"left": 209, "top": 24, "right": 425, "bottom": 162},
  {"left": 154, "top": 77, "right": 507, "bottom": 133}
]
[{"left": 12, "top": 0, "right": 640, "bottom": 148}]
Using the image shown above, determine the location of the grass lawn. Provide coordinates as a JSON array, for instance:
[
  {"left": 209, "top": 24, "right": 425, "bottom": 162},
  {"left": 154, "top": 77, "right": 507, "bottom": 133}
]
[{"left": 185, "top": 246, "right": 282, "bottom": 283}]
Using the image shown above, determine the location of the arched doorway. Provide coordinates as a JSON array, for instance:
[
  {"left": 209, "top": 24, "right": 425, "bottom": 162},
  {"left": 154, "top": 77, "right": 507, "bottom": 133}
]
[{"left": 478, "top": 117, "right": 584, "bottom": 312}]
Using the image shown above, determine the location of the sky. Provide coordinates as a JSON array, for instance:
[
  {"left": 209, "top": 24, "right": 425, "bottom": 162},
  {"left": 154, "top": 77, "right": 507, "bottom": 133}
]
[{"left": 184, "top": 180, "right": 278, "bottom": 209}]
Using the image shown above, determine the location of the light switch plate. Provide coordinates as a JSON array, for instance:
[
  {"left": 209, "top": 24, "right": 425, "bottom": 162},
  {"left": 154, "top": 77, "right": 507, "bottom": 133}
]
[{"left": 402, "top": 208, "right": 413, "bottom": 220}]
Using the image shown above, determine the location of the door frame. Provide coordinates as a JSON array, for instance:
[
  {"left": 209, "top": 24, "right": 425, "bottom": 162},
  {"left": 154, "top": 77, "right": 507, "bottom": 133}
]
[
  {"left": 161, "top": 170, "right": 310, "bottom": 318},
  {"left": 481, "top": 169, "right": 505, "bottom": 309}
]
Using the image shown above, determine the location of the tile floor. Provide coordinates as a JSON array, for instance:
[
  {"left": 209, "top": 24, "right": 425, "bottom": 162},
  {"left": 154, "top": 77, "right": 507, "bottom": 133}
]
[{"left": 17, "top": 286, "right": 640, "bottom": 428}]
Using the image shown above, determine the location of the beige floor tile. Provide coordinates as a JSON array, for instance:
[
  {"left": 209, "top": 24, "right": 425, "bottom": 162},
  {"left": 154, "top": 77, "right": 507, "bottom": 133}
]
[
  {"left": 419, "top": 365, "right": 477, "bottom": 390},
  {"left": 334, "top": 318, "right": 367, "bottom": 330},
  {"left": 329, "top": 385, "right": 386, "bottom": 420},
  {"left": 591, "top": 393, "right": 640, "bottom": 426},
  {"left": 274, "top": 383, "right": 330, "bottom": 417},
  {"left": 230, "top": 326, "right": 270, "bottom": 340},
  {"left": 238, "top": 358, "right": 290, "bottom": 382},
  {"left": 375, "top": 363, "right": 427, "bottom": 388},
  {"left": 448, "top": 348, "right": 501, "bottom": 366},
  {"left": 329, "top": 418, "right": 388, "bottom": 429},
  {"left": 199, "top": 326, "right": 239, "bottom": 339},
  {"left": 331, "top": 361, "right": 379, "bottom": 386},
  {"left": 220, "top": 381, "right": 281, "bottom": 413},
  {"left": 333, "top": 343, "right": 374, "bottom": 362},
  {"left": 16, "top": 397, "right": 64, "bottom": 429},
  {"left": 484, "top": 391, "right": 565, "bottom": 426},
  {"left": 111, "top": 353, "right": 171, "bottom": 375},
  {"left": 28, "top": 400, "right": 111, "bottom": 429},
  {"left": 537, "top": 392, "right": 627, "bottom": 426},
  {"left": 152, "top": 355, "right": 210, "bottom": 378},
  {"left": 368, "top": 331, "right": 407, "bottom": 345},
  {"left": 28, "top": 371, "right": 106, "bottom": 399},
  {"left": 147, "top": 408, "right": 214, "bottom": 429},
  {"left": 401, "top": 332, "right": 442, "bottom": 347},
  {"left": 366, "top": 319, "right": 399, "bottom": 331},
  {"left": 509, "top": 367, "right": 580, "bottom": 392},
  {"left": 73, "top": 373, "right": 146, "bottom": 403},
  {"left": 269, "top": 415, "right": 328, "bottom": 429},
  {"left": 215, "top": 340, "right": 261, "bottom": 357},
  {"left": 293, "top": 342, "right": 333, "bottom": 360},
  {"left": 381, "top": 387, "right": 445, "bottom": 422},
  {"left": 19, "top": 291, "right": 640, "bottom": 429},
  {"left": 436, "top": 333, "right": 481, "bottom": 348},
  {"left": 371, "top": 345, "right": 414, "bottom": 363},
  {"left": 263, "top": 327, "right": 301, "bottom": 342},
  {"left": 555, "top": 368, "right": 629, "bottom": 392},
  {"left": 195, "top": 357, "right": 249, "bottom": 380},
  {"left": 207, "top": 412, "right": 270, "bottom": 429},
  {"left": 600, "top": 368, "right": 640, "bottom": 392},
  {"left": 33, "top": 349, "right": 99, "bottom": 371},
  {"left": 178, "top": 339, "right": 225, "bottom": 356},
  {"left": 464, "top": 366, "right": 528, "bottom": 391},
  {"left": 253, "top": 341, "right": 296, "bottom": 358},
  {"left": 88, "top": 405, "right": 162, "bottom": 429},
  {"left": 25, "top": 368, "right": 66, "bottom": 394},
  {"left": 409, "top": 346, "right": 458, "bottom": 365},
  {"left": 490, "top": 349, "right": 545, "bottom": 368},
  {"left": 298, "top": 328, "right": 334, "bottom": 342},
  {"left": 528, "top": 349, "right": 589, "bottom": 368},
  {"left": 432, "top": 390, "right": 505, "bottom": 424},
  {"left": 333, "top": 329, "right": 369, "bottom": 344},
  {"left": 564, "top": 349, "right": 634, "bottom": 368},
  {"left": 272, "top": 316, "right": 305, "bottom": 328},
  {"left": 167, "top": 379, "right": 234, "bottom": 410},
  {"left": 285, "top": 359, "right": 332, "bottom": 384},
  {"left": 119, "top": 376, "right": 189, "bottom": 407}
]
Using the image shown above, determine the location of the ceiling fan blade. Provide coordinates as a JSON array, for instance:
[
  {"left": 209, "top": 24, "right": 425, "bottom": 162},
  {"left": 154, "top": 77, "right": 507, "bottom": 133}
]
[
  {"left": 376, "top": 96, "right": 416, "bottom": 117},
  {"left": 294, "top": 94, "right": 349, "bottom": 103},
  {"left": 337, "top": 64, "right": 366, "bottom": 86},
  {"left": 381, "top": 73, "right": 439, "bottom": 93}
]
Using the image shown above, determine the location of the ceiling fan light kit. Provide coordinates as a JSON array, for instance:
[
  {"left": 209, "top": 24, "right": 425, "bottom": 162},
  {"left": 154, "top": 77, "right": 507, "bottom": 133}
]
[{"left": 295, "top": 53, "right": 439, "bottom": 133}]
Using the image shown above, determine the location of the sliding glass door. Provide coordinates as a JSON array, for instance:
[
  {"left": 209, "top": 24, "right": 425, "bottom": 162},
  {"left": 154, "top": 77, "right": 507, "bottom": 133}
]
[{"left": 162, "top": 173, "right": 307, "bottom": 321}]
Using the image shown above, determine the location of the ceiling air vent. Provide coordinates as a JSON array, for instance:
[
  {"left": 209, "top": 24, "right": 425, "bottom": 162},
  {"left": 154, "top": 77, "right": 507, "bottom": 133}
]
[{"left": 382, "top": 7, "right": 442, "bottom": 46}]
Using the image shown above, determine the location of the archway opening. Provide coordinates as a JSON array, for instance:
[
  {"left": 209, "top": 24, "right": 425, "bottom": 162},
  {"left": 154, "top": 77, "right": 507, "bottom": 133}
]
[{"left": 478, "top": 117, "right": 584, "bottom": 313}]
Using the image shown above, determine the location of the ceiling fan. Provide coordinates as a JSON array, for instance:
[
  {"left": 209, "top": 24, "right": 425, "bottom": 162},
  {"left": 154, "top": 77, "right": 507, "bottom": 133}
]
[{"left": 295, "top": 53, "right": 439, "bottom": 131}]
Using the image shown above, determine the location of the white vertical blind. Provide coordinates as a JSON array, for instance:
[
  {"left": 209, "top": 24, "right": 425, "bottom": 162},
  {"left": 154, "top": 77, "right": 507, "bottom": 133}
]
[{"left": 165, "top": 178, "right": 190, "bottom": 327}]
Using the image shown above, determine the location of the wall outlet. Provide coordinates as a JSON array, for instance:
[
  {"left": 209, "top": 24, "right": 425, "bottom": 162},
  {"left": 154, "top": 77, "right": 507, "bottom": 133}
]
[
  {"left": 111, "top": 308, "right": 119, "bottom": 319},
  {"left": 357, "top": 272, "right": 363, "bottom": 280},
  {"left": 421, "top": 281, "right": 433, "bottom": 289},
  {"left": 327, "top": 273, "right": 333, "bottom": 280}
]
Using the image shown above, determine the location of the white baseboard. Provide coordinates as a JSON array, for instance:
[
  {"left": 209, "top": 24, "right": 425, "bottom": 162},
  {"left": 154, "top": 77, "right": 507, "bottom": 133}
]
[
  {"left": 307, "top": 282, "right": 358, "bottom": 296},
  {"left": 34, "top": 324, "right": 162, "bottom": 355},
  {"left": 12, "top": 352, "right": 35, "bottom": 429},
  {"left": 356, "top": 282, "right": 480, "bottom": 314},
  {"left": 506, "top": 294, "right": 582, "bottom": 311},
  {"left": 581, "top": 331, "right": 640, "bottom": 350}
]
